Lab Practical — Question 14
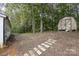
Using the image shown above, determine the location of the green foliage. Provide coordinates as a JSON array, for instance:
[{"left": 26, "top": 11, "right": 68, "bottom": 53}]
[{"left": 5, "top": 3, "right": 79, "bottom": 33}]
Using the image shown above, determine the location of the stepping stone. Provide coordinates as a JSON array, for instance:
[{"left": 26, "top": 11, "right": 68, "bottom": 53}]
[
  {"left": 41, "top": 43, "right": 50, "bottom": 48},
  {"left": 28, "top": 50, "right": 36, "bottom": 56},
  {"left": 38, "top": 45, "right": 46, "bottom": 51},
  {"left": 44, "top": 42, "right": 52, "bottom": 45},
  {"left": 24, "top": 53, "right": 29, "bottom": 56},
  {"left": 33, "top": 47, "right": 42, "bottom": 55}
]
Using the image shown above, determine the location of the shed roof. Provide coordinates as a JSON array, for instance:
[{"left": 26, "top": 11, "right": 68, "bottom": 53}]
[{"left": 0, "top": 13, "right": 6, "bottom": 18}]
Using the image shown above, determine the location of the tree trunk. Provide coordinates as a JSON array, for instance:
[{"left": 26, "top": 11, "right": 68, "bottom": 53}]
[
  {"left": 32, "top": 5, "right": 35, "bottom": 33},
  {"left": 40, "top": 18, "right": 43, "bottom": 32},
  {"left": 32, "top": 19, "right": 35, "bottom": 33}
]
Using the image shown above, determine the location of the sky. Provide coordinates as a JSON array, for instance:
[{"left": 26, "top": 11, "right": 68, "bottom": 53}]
[{"left": 0, "top": 3, "right": 6, "bottom": 12}]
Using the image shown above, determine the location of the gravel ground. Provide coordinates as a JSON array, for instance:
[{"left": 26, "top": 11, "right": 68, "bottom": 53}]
[{"left": 0, "top": 31, "right": 79, "bottom": 56}]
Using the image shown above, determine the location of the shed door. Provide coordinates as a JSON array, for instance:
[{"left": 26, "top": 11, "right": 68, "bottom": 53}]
[{"left": 65, "top": 19, "right": 72, "bottom": 31}]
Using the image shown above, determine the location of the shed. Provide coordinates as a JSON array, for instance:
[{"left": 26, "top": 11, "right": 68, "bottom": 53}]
[
  {"left": 58, "top": 17, "right": 77, "bottom": 32},
  {"left": 0, "top": 13, "right": 11, "bottom": 48}
]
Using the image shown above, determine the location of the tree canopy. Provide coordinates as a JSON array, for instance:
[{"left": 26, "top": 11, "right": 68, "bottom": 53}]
[{"left": 5, "top": 3, "right": 79, "bottom": 33}]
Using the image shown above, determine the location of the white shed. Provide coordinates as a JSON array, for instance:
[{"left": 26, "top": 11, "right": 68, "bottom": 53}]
[
  {"left": 58, "top": 17, "right": 77, "bottom": 32},
  {"left": 0, "top": 13, "right": 11, "bottom": 48}
]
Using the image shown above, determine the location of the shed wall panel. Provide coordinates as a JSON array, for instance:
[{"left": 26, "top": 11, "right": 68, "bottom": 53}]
[{"left": 0, "top": 17, "right": 3, "bottom": 48}]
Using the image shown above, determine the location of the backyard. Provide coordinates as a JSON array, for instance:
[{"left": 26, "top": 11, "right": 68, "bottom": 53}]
[{"left": 0, "top": 3, "right": 79, "bottom": 56}]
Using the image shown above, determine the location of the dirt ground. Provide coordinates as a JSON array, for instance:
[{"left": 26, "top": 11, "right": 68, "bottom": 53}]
[{"left": 0, "top": 31, "right": 79, "bottom": 56}]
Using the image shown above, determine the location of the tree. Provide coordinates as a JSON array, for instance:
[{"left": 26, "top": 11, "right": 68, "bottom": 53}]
[{"left": 5, "top": 3, "right": 79, "bottom": 33}]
